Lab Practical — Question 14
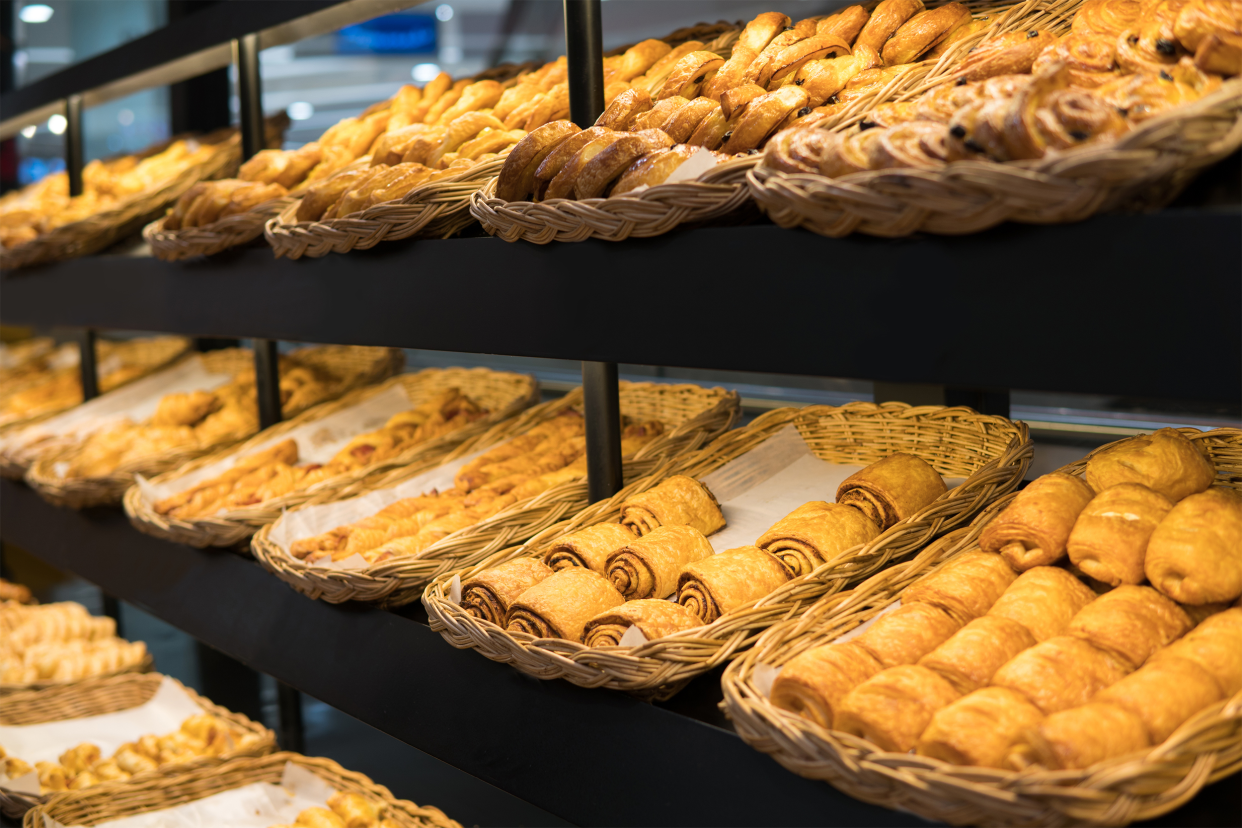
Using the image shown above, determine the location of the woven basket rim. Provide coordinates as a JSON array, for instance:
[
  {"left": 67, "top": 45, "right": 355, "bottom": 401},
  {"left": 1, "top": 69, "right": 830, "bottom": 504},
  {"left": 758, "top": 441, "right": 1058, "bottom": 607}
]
[
  {"left": 0, "top": 651, "right": 155, "bottom": 696},
  {"left": 143, "top": 194, "right": 296, "bottom": 261}
]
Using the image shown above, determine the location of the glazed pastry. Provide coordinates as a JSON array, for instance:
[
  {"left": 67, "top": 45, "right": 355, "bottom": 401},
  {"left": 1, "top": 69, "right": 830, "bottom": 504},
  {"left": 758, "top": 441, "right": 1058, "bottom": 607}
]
[
  {"left": 582, "top": 599, "right": 705, "bottom": 646},
  {"left": 606, "top": 524, "right": 715, "bottom": 599},
  {"left": 919, "top": 615, "right": 1037, "bottom": 693},
  {"left": 720, "top": 85, "right": 770, "bottom": 120},
  {"left": 753, "top": 35, "right": 853, "bottom": 89},
  {"left": 720, "top": 86, "right": 810, "bottom": 154},
  {"left": 505, "top": 568, "right": 624, "bottom": 641},
  {"left": 1067, "top": 483, "right": 1174, "bottom": 586},
  {"left": 836, "top": 452, "right": 947, "bottom": 532},
  {"left": 854, "top": 0, "right": 926, "bottom": 54},
  {"left": 818, "top": 128, "right": 886, "bottom": 177},
  {"left": 1116, "top": 0, "right": 1192, "bottom": 73},
  {"left": 676, "top": 546, "right": 792, "bottom": 623},
  {"left": 979, "top": 473, "right": 1096, "bottom": 570},
  {"left": 770, "top": 641, "right": 885, "bottom": 728},
  {"left": 991, "top": 635, "right": 1132, "bottom": 713},
  {"left": 835, "top": 665, "right": 962, "bottom": 752},
  {"left": 755, "top": 501, "right": 881, "bottom": 577},
  {"left": 1084, "top": 427, "right": 1215, "bottom": 502},
  {"left": 608, "top": 39, "right": 673, "bottom": 83},
  {"left": 611, "top": 145, "right": 699, "bottom": 194},
  {"left": 958, "top": 30, "right": 1059, "bottom": 81},
  {"left": 1150, "top": 608, "right": 1242, "bottom": 695},
  {"left": 866, "top": 121, "right": 963, "bottom": 169},
  {"left": 595, "top": 88, "right": 655, "bottom": 130},
  {"left": 901, "top": 549, "right": 1017, "bottom": 624},
  {"left": 1012, "top": 701, "right": 1150, "bottom": 770},
  {"left": 573, "top": 131, "right": 675, "bottom": 199},
  {"left": 1066, "top": 585, "right": 1192, "bottom": 668},
  {"left": 817, "top": 5, "right": 873, "bottom": 44},
  {"left": 656, "top": 51, "right": 726, "bottom": 100},
  {"left": 1195, "top": 31, "right": 1242, "bottom": 73},
  {"left": 1073, "top": 0, "right": 1145, "bottom": 38},
  {"left": 1097, "top": 656, "right": 1225, "bottom": 743},
  {"left": 986, "top": 566, "right": 1098, "bottom": 642},
  {"left": 1094, "top": 57, "right": 1222, "bottom": 120},
  {"left": 924, "top": 17, "right": 991, "bottom": 61},
  {"left": 917, "top": 686, "right": 1045, "bottom": 768},
  {"left": 1032, "top": 31, "right": 1121, "bottom": 88},
  {"left": 619, "top": 475, "right": 726, "bottom": 537},
  {"left": 793, "top": 46, "right": 885, "bottom": 108},
  {"left": 634, "top": 41, "right": 710, "bottom": 96},
  {"left": 881, "top": 4, "right": 973, "bottom": 65},
  {"left": 1145, "top": 488, "right": 1242, "bottom": 604},
  {"left": 658, "top": 97, "right": 721, "bottom": 142},
  {"left": 854, "top": 602, "right": 962, "bottom": 668},
  {"left": 762, "top": 127, "right": 841, "bottom": 174},
  {"left": 460, "top": 557, "right": 554, "bottom": 625},
  {"left": 702, "top": 12, "right": 791, "bottom": 100},
  {"left": 543, "top": 133, "right": 628, "bottom": 200},
  {"left": 542, "top": 522, "right": 636, "bottom": 574}
]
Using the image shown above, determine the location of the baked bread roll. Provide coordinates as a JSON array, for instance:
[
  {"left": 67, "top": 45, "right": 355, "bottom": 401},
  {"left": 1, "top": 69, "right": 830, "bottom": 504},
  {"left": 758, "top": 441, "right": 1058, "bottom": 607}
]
[
  {"left": 582, "top": 599, "right": 705, "bottom": 647},
  {"left": 900, "top": 549, "right": 1017, "bottom": 624},
  {"left": 1145, "top": 488, "right": 1242, "bottom": 604},
  {"left": 919, "top": 615, "right": 1037, "bottom": 694},
  {"left": 979, "top": 473, "right": 1096, "bottom": 570},
  {"left": 606, "top": 524, "right": 714, "bottom": 600},
  {"left": 855, "top": 0, "right": 926, "bottom": 53},
  {"left": 917, "top": 686, "right": 1045, "bottom": 768},
  {"left": 676, "top": 546, "right": 791, "bottom": 623},
  {"left": 958, "top": 30, "right": 1059, "bottom": 81},
  {"left": 836, "top": 665, "right": 962, "bottom": 752},
  {"left": 882, "top": 4, "right": 973, "bottom": 65},
  {"left": 854, "top": 602, "right": 962, "bottom": 668},
  {"left": 505, "top": 568, "right": 624, "bottom": 641},
  {"left": 1085, "top": 428, "right": 1215, "bottom": 502},
  {"left": 720, "top": 86, "right": 811, "bottom": 154},
  {"left": 1149, "top": 607, "right": 1242, "bottom": 695},
  {"left": 1097, "top": 656, "right": 1224, "bottom": 743},
  {"left": 573, "top": 131, "right": 675, "bottom": 199},
  {"left": 620, "top": 475, "right": 725, "bottom": 537},
  {"left": 986, "top": 565, "right": 1098, "bottom": 642},
  {"left": 835, "top": 453, "right": 947, "bottom": 532},
  {"left": 702, "top": 12, "right": 791, "bottom": 100},
  {"left": 1013, "top": 701, "right": 1150, "bottom": 770},
  {"left": 991, "top": 635, "right": 1131, "bottom": 713},
  {"left": 1067, "top": 584, "right": 1192, "bottom": 669},
  {"left": 1067, "top": 483, "right": 1174, "bottom": 586},
  {"left": 460, "top": 557, "right": 554, "bottom": 625},
  {"left": 755, "top": 501, "right": 881, "bottom": 577},
  {"left": 542, "top": 522, "right": 635, "bottom": 574},
  {"left": 770, "top": 641, "right": 885, "bottom": 728}
]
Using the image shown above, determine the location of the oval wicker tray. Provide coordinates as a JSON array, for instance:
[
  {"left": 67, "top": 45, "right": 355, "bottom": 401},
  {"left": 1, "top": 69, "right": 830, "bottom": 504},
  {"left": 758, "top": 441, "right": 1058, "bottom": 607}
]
[
  {"left": 22, "top": 751, "right": 461, "bottom": 828},
  {"left": 719, "top": 427, "right": 1242, "bottom": 827},
  {"left": 23, "top": 346, "right": 403, "bottom": 510},
  {"left": 0, "top": 672, "right": 276, "bottom": 819},
  {"left": 252, "top": 381, "right": 740, "bottom": 607},
  {"left": 423, "top": 402, "right": 1032, "bottom": 700},
  {"left": 0, "top": 650, "right": 154, "bottom": 698},
  {"left": 124, "top": 367, "right": 539, "bottom": 548},
  {"left": 144, "top": 194, "right": 296, "bottom": 261}
]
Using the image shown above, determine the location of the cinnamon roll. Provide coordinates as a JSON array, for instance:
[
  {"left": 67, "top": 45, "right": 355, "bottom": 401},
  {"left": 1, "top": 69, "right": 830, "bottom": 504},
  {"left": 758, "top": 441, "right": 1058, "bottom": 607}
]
[
  {"left": 542, "top": 522, "right": 636, "bottom": 574},
  {"left": 619, "top": 475, "right": 726, "bottom": 537},
  {"left": 606, "top": 524, "right": 715, "bottom": 600},
  {"left": 835, "top": 453, "right": 947, "bottom": 531},
  {"left": 867, "top": 120, "right": 964, "bottom": 170},
  {"left": 505, "top": 568, "right": 625, "bottom": 641},
  {"left": 461, "top": 557, "right": 554, "bottom": 625},
  {"left": 755, "top": 501, "right": 881, "bottom": 577},
  {"left": 676, "top": 546, "right": 791, "bottom": 623},
  {"left": 582, "top": 599, "right": 704, "bottom": 647}
]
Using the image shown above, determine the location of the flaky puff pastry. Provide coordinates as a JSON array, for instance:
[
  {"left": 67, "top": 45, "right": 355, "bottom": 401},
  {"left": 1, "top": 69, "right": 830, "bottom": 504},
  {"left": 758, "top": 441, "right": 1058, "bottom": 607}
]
[
  {"left": 882, "top": 4, "right": 973, "bottom": 65},
  {"left": 1085, "top": 428, "right": 1215, "bottom": 502},
  {"left": 595, "top": 88, "right": 654, "bottom": 131},
  {"left": 1068, "top": 483, "right": 1174, "bottom": 586},
  {"left": 1145, "top": 488, "right": 1242, "bottom": 604},
  {"left": 770, "top": 641, "right": 885, "bottom": 729},
  {"left": 461, "top": 557, "right": 553, "bottom": 626},
  {"left": 992, "top": 635, "right": 1132, "bottom": 714},
  {"left": 919, "top": 615, "right": 1037, "bottom": 694},
  {"left": 1011, "top": 701, "right": 1150, "bottom": 770},
  {"left": 620, "top": 475, "right": 726, "bottom": 537},
  {"left": 702, "top": 12, "right": 791, "bottom": 100},
  {"left": 1074, "top": 0, "right": 1145, "bottom": 39},
  {"left": 542, "top": 522, "right": 635, "bottom": 574},
  {"left": 676, "top": 546, "right": 791, "bottom": 623},
  {"left": 326, "top": 791, "right": 383, "bottom": 828},
  {"left": 1098, "top": 655, "right": 1224, "bottom": 743},
  {"left": 1067, "top": 584, "right": 1192, "bottom": 669},
  {"left": 755, "top": 501, "right": 880, "bottom": 578},
  {"left": 836, "top": 665, "right": 963, "bottom": 752},
  {"left": 958, "top": 30, "right": 1059, "bottom": 82},
  {"left": 720, "top": 86, "right": 811, "bottom": 154},
  {"left": 606, "top": 524, "right": 715, "bottom": 600},
  {"left": 1195, "top": 31, "right": 1242, "bottom": 73},
  {"left": 793, "top": 46, "right": 884, "bottom": 110},
  {"left": 295, "top": 807, "right": 345, "bottom": 828},
  {"left": 986, "top": 565, "right": 1098, "bottom": 642},
  {"left": 505, "top": 567, "right": 624, "bottom": 641},
  {"left": 901, "top": 549, "right": 1017, "bottom": 624},
  {"left": 854, "top": 602, "right": 962, "bottom": 668},
  {"left": 918, "top": 686, "right": 1044, "bottom": 768},
  {"left": 980, "top": 473, "right": 1096, "bottom": 570},
  {"left": 572, "top": 130, "right": 675, "bottom": 199},
  {"left": 583, "top": 599, "right": 705, "bottom": 647},
  {"left": 1033, "top": 32, "right": 1121, "bottom": 89},
  {"left": 836, "top": 452, "right": 947, "bottom": 532},
  {"left": 1150, "top": 607, "right": 1242, "bottom": 695},
  {"left": 855, "top": 0, "right": 926, "bottom": 53}
]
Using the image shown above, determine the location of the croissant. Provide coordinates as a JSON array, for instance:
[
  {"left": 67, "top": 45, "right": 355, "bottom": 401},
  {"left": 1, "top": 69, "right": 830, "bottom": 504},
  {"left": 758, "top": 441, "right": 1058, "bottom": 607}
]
[
  {"left": 835, "top": 453, "right": 946, "bottom": 531},
  {"left": 836, "top": 665, "right": 963, "bottom": 752},
  {"left": 901, "top": 549, "right": 1017, "bottom": 624},
  {"left": 980, "top": 473, "right": 1096, "bottom": 570},
  {"left": 770, "top": 641, "right": 885, "bottom": 728},
  {"left": 1066, "top": 584, "right": 1192, "bottom": 669},
  {"left": 854, "top": 601, "right": 962, "bottom": 668},
  {"left": 1145, "top": 488, "right": 1242, "bottom": 604},
  {"left": 917, "top": 686, "right": 1046, "bottom": 768},
  {"left": 1085, "top": 428, "right": 1215, "bottom": 501}
]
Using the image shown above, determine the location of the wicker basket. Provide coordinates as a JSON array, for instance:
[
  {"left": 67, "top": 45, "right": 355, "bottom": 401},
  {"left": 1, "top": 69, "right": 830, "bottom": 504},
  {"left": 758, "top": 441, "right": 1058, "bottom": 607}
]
[
  {"left": 719, "top": 427, "right": 1242, "bottom": 827},
  {"left": 144, "top": 194, "right": 296, "bottom": 261},
  {"left": 0, "top": 672, "right": 276, "bottom": 819},
  {"left": 123, "top": 367, "right": 539, "bottom": 548},
  {"left": 22, "top": 751, "right": 461, "bottom": 828},
  {"left": 23, "top": 346, "right": 403, "bottom": 510},
  {"left": 423, "top": 402, "right": 1032, "bottom": 699},
  {"left": 0, "top": 650, "right": 154, "bottom": 699},
  {"left": 252, "top": 381, "right": 739, "bottom": 607}
]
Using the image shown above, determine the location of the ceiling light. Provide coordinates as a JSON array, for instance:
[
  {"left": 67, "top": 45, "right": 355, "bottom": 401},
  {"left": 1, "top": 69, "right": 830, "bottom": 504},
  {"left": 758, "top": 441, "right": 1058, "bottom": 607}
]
[
  {"left": 19, "top": 4, "right": 54, "bottom": 24},
  {"left": 288, "top": 101, "right": 314, "bottom": 120},
  {"left": 47, "top": 113, "right": 67, "bottom": 135},
  {"left": 412, "top": 63, "right": 440, "bottom": 82},
  {"left": 435, "top": 5, "right": 453, "bottom": 21},
  {"left": 20, "top": 125, "right": 37, "bottom": 138}
]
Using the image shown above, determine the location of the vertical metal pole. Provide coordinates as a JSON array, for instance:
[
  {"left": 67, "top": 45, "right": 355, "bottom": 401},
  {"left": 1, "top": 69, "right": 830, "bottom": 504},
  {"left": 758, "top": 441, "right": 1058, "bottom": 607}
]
[
  {"left": 65, "top": 94, "right": 84, "bottom": 196},
  {"left": 583, "top": 362, "right": 623, "bottom": 502},
  {"left": 563, "top": 0, "right": 605, "bottom": 127},
  {"left": 101, "top": 595, "right": 123, "bottom": 637},
  {"left": 233, "top": 33, "right": 264, "bottom": 160},
  {"left": 254, "top": 339, "right": 282, "bottom": 431},
  {"left": 277, "top": 681, "right": 305, "bottom": 753},
  {"left": 76, "top": 328, "right": 99, "bottom": 401}
]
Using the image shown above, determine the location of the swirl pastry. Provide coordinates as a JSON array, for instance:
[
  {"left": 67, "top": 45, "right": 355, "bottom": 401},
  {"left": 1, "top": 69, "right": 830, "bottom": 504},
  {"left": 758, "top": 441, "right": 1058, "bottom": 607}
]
[
  {"left": 770, "top": 641, "right": 885, "bottom": 728},
  {"left": 505, "top": 568, "right": 624, "bottom": 641},
  {"left": 582, "top": 599, "right": 704, "bottom": 647},
  {"left": 542, "top": 522, "right": 635, "bottom": 574},
  {"left": 1033, "top": 32, "right": 1121, "bottom": 88},
  {"left": 1151, "top": 608, "right": 1242, "bottom": 694},
  {"left": 979, "top": 473, "right": 1096, "bottom": 570},
  {"left": 1095, "top": 57, "right": 1223, "bottom": 120},
  {"left": 915, "top": 80, "right": 988, "bottom": 122},
  {"left": 702, "top": 12, "right": 791, "bottom": 100},
  {"left": 1067, "top": 483, "right": 1174, "bottom": 586},
  {"left": 620, "top": 475, "right": 725, "bottom": 537},
  {"left": 917, "top": 686, "right": 1045, "bottom": 768},
  {"left": 676, "top": 546, "right": 791, "bottom": 623},
  {"left": 836, "top": 665, "right": 963, "bottom": 752},
  {"left": 1067, "top": 585, "right": 1192, "bottom": 668},
  {"left": 855, "top": 602, "right": 962, "bottom": 668},
  {"left": 835, "top": 453, "right": 946, "bottom": 531},
  {"left": 1085, "top": 428, "right": 1215, "bottom": 501},
  {"left": 606, "top": 524, "right": 714, "bottom": 599},
  {"left": 987, "top": 566, "right": 1098, "bottom": 642},
  {"left": 992, "top": 635, "right": 1132, "bottom": 714},
  {"left": 460, "top": 557, "right": 554, "bottom": 625},
  {"left": 1012, "top": 701, "right": 1150, "bottom": 770},
  {"left": 882, "top": 4, "right": 973, "bottom": 65},
  {"left": 867, "top": 120, "right": 964, "bottom": 170},
  {"left": 958, "top": 30, "right": 1059, "bottom": 82},
  {"left": 1145, "top": 488, "right": 1242, "bottom": 604},
  {"left": 854, "top": 0, "right": 926, "bottom": 54},
  {"left": 755, "top": 501, "right": 880, "bottom": 577},
  {"left": 763, "top": 126, "right": 840, "bottom": 174},
  {"left": 919, "top": 615, "right": 1037, "bottom": 693},
  {"left": 1116, "top": 0, "right": 1193, "bottom": 73},
  {"left": 1074, "top": 0, "right": 1145, "bottom": 38},
  {"left": 901, "top": 549, "right": 1017, "bottom": 624},
  {"left": 1098, "top": 655, "right": 1225, "bottom": 743},
  {"left": 793, "top": 46, "right": 884, "bottom": 108},
  {"left": 1174, "top": 0, "right": 1242, "bottom": 51}
]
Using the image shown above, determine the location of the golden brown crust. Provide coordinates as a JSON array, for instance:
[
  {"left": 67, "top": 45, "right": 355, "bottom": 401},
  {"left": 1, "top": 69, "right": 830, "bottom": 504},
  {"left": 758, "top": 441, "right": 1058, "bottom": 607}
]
[
  {"left": 1098, "top": 656, "right": 1224, "bottom": 743},
  {"left": 296, "top": 168, "right": 379, "bottom": 222},
  {"left": 1067, "top": 483, "right": 1174, "bottom": 586},
  {"left": 1086, "top": 428, "right": 1216, "bottom": 502},
  {"left": 721, "top": 86, "right": 810, "bottom": 153},
  {"left": 702, "top": 12, "right": 792, "bottom": 100},
  {"left": 686, "top": 107, "right": 731, "bottom": 149},
  {"left": 854, "top": 0, "right": 926, "bottom": 55},
  {"left": 959, "top": 30, "right": 1060, "bottom": 81},
  {"left": 523, "top": 83, "right": 571, "bottom": 131},
  {"left": 542, "top": 522, "right": 636, "bottom": 574},
  {"left": 608, "top": 38, "right": 673, "bottom": 82},
  {"left": 583, "top": 598, "right": 704, "bottom": 646},
  {"left": 866, "top": 120, "right": 964, "bottom": 170},
  {"left": 676, "top": 546, "right": 791, "bottom": 623},
  {"left": 925, "top": 17, "right": 991, "bottom": 61},
  {"left": 630, "top": 96, "right": 693, "bottom": 132},
  {"left": 836, "top": 452, "right": 947, "bottom": 532},
  {"left": 635, "top": 41, "right": 708, "bottom": 95},
  {"left": 755, "top": 501, "right": 880, "bottom": 577},
  {"left": 573, "top": 131, "right": 674, "bottom": 199},
  {"left": 1074, "top": 0, "right": 1145, "bottom": 39},
  {"left": 1195, "top": 31, "right": 1242, "bottom": 73},
  {"left": 620, "top": 475, "right": 726, "bottom": 537},
  {"left": 770, "top": 641, "right": 885, "bottom": 729},
  {"left": 1033, "top": 32, "right": 1122, "bottom": 89},
  {"left": 762, "top": 125, "right": 839, "bottom": 173},
  {"left": 882, "top": 4, "right": 973, "bottom": 66},
  {"left": 855, "top": 601, "right": 962, "bottom": 668},
  {"left": 533, "top": 125, "right": 611, "bottom": 186},
  {"left": 595, "top": 87, "right": 654, "bottom": 130},
  {"left": 426, "top": 112, "right": 505, "bottom": 169},
  {"left": 505, "top": 567, "right": 624, "bottom": 641},
  {"left": 991, "top": 635, "right": 1132, "bottom": 714},
  {"left": 461, "top": 557, "right": 554, "bottom": 625},
  {"left": 1067, "top": 584, "right": 1192, "bottom": 669},
  {"left": 606, "top": 524, "right": 715, "bottom": 600},
  {"left": 986, "top": 566, "right": 1098, "bottom": 642},
  {"left": 720, "top": 84, "right": 770, "bottom": 120},
  {"left": 979, "top": 473, "right": 1096, "bottom": 570},
  {"left": 611, "top": 145, "right": 699, "bottom": 194},
  {"left": 836, "top": 665, "right": 962, "bottom": 752},
  {"left": 762, "top": 35, "right": 854, "bottom": 88},
  {"left": 1150, "top": 608, "right": 1242, "bottom": 696},
  {"left": 437, "top": 80, "right": 504, "bottom": 126},
  {"left": 656, "top": 51, "right": 727, "bottom": 100},
  {"left": 920, "top": 615, "right": 1037, "bottom": 694},
  {"left": 658, "top": 97, "right": 722, "bottom": 142},
  {"left": 918, "top": 687, "right": 1045, "bottom": 768},
  {"left": 496, "top": 121, "right": 581, "bottom": 201},
  {"left": 817, "top": 5, "right": 872, "bottom": 44},
  {"left": 1145, "top": 488, "right": 1242, "bottom": 604},
  {"left": 902, "top": 549, "right": 1018, "bottom": 624},
  {"left": 795, "top": 46, "right": 884, "bottom": 107},
  {"left": 1015, "top": 702, "right": 1150, "bottom": 770},
  {"left": 407, "top": 72, "right": 452, "bottom": 123}
]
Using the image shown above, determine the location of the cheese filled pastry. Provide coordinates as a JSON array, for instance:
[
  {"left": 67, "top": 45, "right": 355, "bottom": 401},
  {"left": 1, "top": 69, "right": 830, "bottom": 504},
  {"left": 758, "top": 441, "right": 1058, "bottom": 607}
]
[
  {"left": 505, "top": 568, "right": 624, "bottom": 641},
  {"left": 755, "top": 501, "right": 880, "bottom": 577},
  {"left": 979, "top": 473, "right": 1096, "bottom": 570},
  {"left": 835, "top": 453, "right": 947, "bottom": 531},
  {"left": 1149, "top": 607, "right": 1242, "bottom": 696},
  {"left": 619, "top": 475, "right": 726, "bottom": 537},
  {"left": 917, "top": 686, "right": 1045, "bottom": 768},
  {"left": 460, "top": 557, "right": 554, "bottom": 626},
  {"left": 991, "top": 635, "right": 1131, "bottom": 714},
  {"left": 986, "top": 566, "right": 1097, "bottom": 642},
  {"left": 606, "top": 524, "right": 715, "bottom": 600},
  {"left": 836, "top": 665, "right": 963, "bottom": 752},
  {"left": 1084, "top": 428, "right": 1215, "bottom": 502},
  {"left": 919, "top": 615, "right": 1037, "bottom": 694},
  {"left": 1067, "top": 483, "right": 1174, "bottom": 586},
  {"left": 1145, "top": 488, "right": 1242, "bottom": 605},
  {"left": 1012, "top": 701, "right": 1150, "bottom": 770},
  {"left": 770, "top": 641, "right": 885, "bottom": 729},
  {"left": 854, "top": 602, "right": 962, "bottom": 668},
  {"left": 583, "top": 598, "right": 705, "bottom": 647},
  {"left": 542, "top": 522, "right": 636, "bottom": 574},
  {"left": 901, "top": 549, "right": 1017, "bottom": 624},
  {"left": 1097, "top": 655, "right": 1224, "bottom": 743},
  {"left": 1066, "top": 584, "right": 1192, "bottom": 669},
  {"left": 676, "top": 546, "right": 791, "bottom": 623}
]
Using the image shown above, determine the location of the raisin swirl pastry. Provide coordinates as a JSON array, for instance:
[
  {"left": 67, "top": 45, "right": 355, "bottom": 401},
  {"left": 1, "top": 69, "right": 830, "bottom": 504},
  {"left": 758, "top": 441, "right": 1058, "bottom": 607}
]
[
  {"left": 817, "top": 127, "right": 888, "bottom": 176},
  {"left": 764, "top": 125, "right": 842, "bottom": 174},
  {"left": 1095, "top": 57, "right": 1223, "bottom": 119},
  {"left": 867, "top": 120, "right": 966, "bottom": 170},
  {"left": 915, "top": 80, "right": 989, "bottom": 122},
  {"left": 1116, "top": 0, "right": 1194, "bottom": 72},
  {"left": 1073, "top": 0, "right": 1146, "bottom": 39},
  {"left": 1033, "top": 32, "right": 1121, "bottom": 88},
  {"left": 1174, "top": 0, "right": 1242, "bottom": 52},
  {"left": 959, "top": 30, "right": 1059, "bottom": 81}
]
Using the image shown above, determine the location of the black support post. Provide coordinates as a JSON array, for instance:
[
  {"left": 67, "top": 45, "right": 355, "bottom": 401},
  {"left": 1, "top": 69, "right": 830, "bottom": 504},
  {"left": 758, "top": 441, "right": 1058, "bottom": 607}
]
[
  {"left": 563, "top": 0, "right": 605, "bottom": 127},
  {"left": 253, "top": 339, "right": 281, "bottom": 431},
  {"left": 277, "top": 680, "right": 305, "bottom": 753},
  {"left": 76, "top": 328, "right": 99, "bottom": 401},
  {"left": 233, "top": 33, "right": 264, "bottom": 160},
  {"left": 65, "top": 94, "right": 84, "bottom": 197}
]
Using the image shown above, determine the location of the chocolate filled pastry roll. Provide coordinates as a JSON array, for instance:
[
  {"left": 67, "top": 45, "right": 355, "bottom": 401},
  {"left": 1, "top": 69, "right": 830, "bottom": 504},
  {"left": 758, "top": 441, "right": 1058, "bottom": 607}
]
[
  {"left": 1150, "top": 607, "right": 1242, "bottom": 695},
  {"left": 1085, "top": 428, "right": 1215, "bottom": 502},
  {"left": 1067, "top": 584, "right": 1192, "bottom": 669},
  {"left": 619, "top": 475, "right": 726, "bottom": 537},
  {"left": 917, "top": 687, "right": 1045, "bottom": 768},
  {"left": 854, "top": 602, "right": 962, "bottom": 668},
  {"left": 606, "top": 524, "right": 714, "bottom": 599},
  {"left": 770, "top": 641, "right": 885, "bottom": 728},
  {"left": 756, "top": 501, "right": 881, "bottom": 577},
  {"left": 1097, "top": 656, "right": 1224, "bottom": 743},
  {"left": 901, "top": 549, "right": 1017, "bottom": 623},
  {"left": 1145, "top": 488, "right": 1242, "bottom": 604},
  {"left": 460, "top": 557, "right": 554, "bottom": 625},
  {"left": 677, "top": 546, "right": 792, "bottom": 623},
  {"left": 583, "top": 599, "right": 705, "bottom": 647},
  {"left": 1067, "top": 483, "right": 1174, "bottom": 586},
  {"left": 986, "top": 566, "right": 1097, "bottom": 642},
  {"left": 1012, "top": 702, "right": 1150, "bottom": 770},
  {"left": 542, "top": 522, "right": 636, "bottom": 574},
  {"left": 835, "top": 453, "right": 947, "bottom": 532},
  {"left": 505, "top": 567, "right": 624, "bottom": 641},
  {"left": 836, "top": 665, "right": 963, "bottom": 752},
  {"left": 991, "top": 635, "right": 1132, "bottom": 714},
  {"left": 919, "top": 615, "right": 1037, "bottom": 694},
  {"left": 979, "top": 473, "right": 1096, "bottom": 570}
]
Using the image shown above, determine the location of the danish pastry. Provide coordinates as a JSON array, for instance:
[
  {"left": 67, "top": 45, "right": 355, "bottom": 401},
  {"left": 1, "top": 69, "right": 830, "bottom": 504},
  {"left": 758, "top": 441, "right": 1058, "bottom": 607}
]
[
  {"left": 817, "top": 5, "right": 873, "bottom": 44},
  {"left": 606, "top": 524, "right": 715, "bottom": 600},
  {"left": 495, "top": 121, "right": 581, "bottom": 201},
  {"left": 720, "top": 86, "right": 810, "bottom": 154},
  {"left": 543, "top": 522, "right": 636, "bottom": 573},
  {"left": 1195, "top": 31, "right": 1242, "bottom": 73},
  {"left": 703, "top": 12, "right": 792, "bottom": 100},
  {"left": 543, "top": 132, "right": 628, "bottom": 200},
  {"left": 1145, "top": 487, "right": 1242, "bottom": 604},
  {"left": 980, "top": 473, "right": 1096, "bottom": 570},
  {"left": 1067, "top": 483, "right": 1174, "bottom": 585},
  {"left": 770, "top": 641, "right": 885, "bottom": 728},
  {"left": 583, "top": 599, "right": 704, "bottom": 647},
  {"left": 658, "top": 97, "right": 722, "bottom": 142},
  {"left": 656, "top": 51, "right": 726, "bottom": 100},
  {"left": 854, "top": 0, "right": 926, "bottom": 54},
  {"left": 595, "top": 88, "right": 655, "bottom": 130},
  {"left": 1086, "top": 428, "right": 1215, "bottom": 501},
  {"left": 794, "top": 46, "right": 885, "bottom": 107},
  {"left": 676, "top": 546, "right": 791, "bottom": 623},
  {"left": 882, "top": 4, "right": 973, "bottom": 66},
  {"left": 461, "top": 557, "right": 554, "bottom": 625},
  {"left": 958, "top": 30, "right": 1059, "bottom": 81},
  {"left": 1033, "top": 32, "right": 1122, "bottom": 88},
  {"left": 836, "top": 452, "right": 947, "bottom": 532},
  {"left": 572, "top": 131, "right": 675, "bottom": 198},
  {"left": 505, "top": 568, "right": 625, "bottom": 641},
  {"left": 1066, "top": 584, "right": 1192, "bottom": 668},
  {"left": 755, "top": 501, "right": 881, "bottom": 577},
  {"left": 991, "top": 634, "right": 1132, "bottom": 713},
  {"left": 620, "top": 475, "right": 726, "bottom": 537},
  {"left": 1149, "top": 608, "right": 1242, "bottom": 695},
  {"left": 1073, "top": 0, "right": 1145, "bottom": 39}
]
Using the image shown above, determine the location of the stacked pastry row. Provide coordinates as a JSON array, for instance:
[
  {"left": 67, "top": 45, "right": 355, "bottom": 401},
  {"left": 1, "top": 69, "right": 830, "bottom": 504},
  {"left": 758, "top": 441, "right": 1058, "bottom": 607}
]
[
  {"left": 153, "top": 388, "right": 486, "bottom": 520},
  {"left": 270, "top": 793, "right": 402, "bottom": 828},
  {"left": 0, "top": 601, "right": 147, "bottom": 685},
  {"left": 459, "top": 452, "right": 948, "bottom": 645},
  {"left": 764, "top": 0, "right": 1239, "bottom": 175},
  {"left": 289, "top": 411, "right": 665, "bottom": 566},
  {"left": 1, "top": 713, "right": 260, "bottom": 795},
  {"left": 0, "top": 578, "right": 35, "bottom": 605}
]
